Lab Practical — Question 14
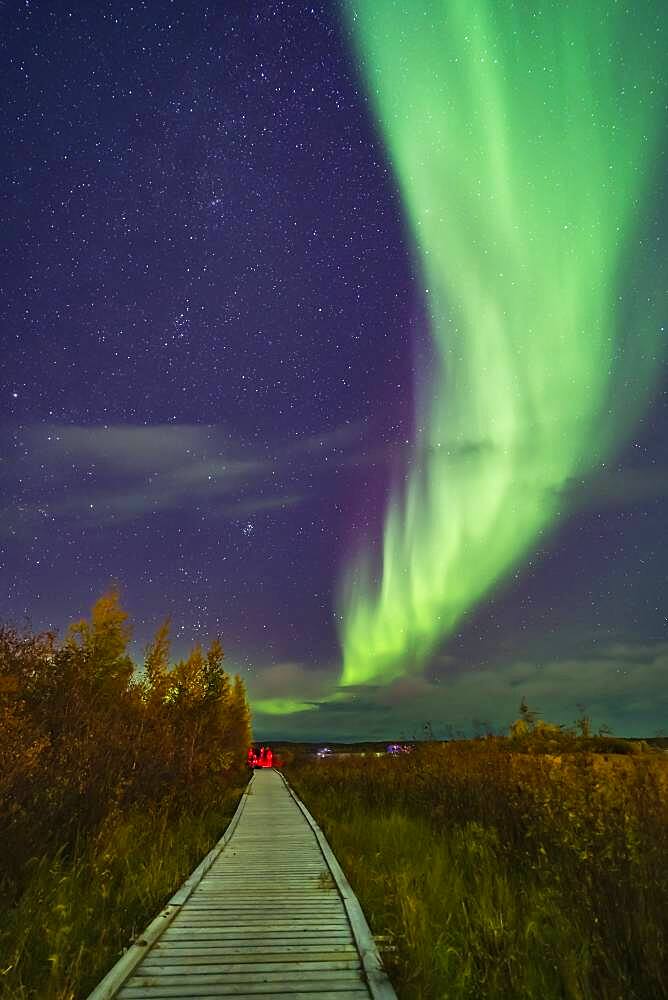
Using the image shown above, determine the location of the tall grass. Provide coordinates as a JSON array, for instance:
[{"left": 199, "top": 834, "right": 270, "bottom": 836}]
[
  {"left": 288, "top": 743, "right": 668, "bottom": 999},
  {"left": 0, "top": 788, "right": 243, "bottom": 1000}
]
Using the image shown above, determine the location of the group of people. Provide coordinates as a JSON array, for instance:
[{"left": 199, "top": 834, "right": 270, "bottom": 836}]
[{"left": 247, "top": 745, "right": 273, "bottom": 769}]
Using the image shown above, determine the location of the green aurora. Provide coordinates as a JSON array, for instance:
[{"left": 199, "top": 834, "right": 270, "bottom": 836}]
[{"left": 337, "top": 1, "right": 667, "bottom": 688}]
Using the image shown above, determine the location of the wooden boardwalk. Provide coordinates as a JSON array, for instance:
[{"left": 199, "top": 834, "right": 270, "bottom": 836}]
[{"left": 88, "top": 769, "right": 396, "bottom": 1000}]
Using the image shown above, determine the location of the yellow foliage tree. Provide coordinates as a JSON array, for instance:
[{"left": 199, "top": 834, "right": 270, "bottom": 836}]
[
  {"left": 144, "top": 618, "right": 171, "bottom": 705},
  {"left": 66, "top": 587, "right": 133, "bottom": 689}
]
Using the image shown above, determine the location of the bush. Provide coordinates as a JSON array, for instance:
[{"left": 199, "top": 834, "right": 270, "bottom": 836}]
[{"left": 0, "top": 590, "right": 253, "bottom": 998}]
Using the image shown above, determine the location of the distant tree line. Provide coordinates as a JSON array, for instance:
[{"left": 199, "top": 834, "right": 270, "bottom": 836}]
[{"left": 0, "top": 589, "right": 251, "bottom": 893}]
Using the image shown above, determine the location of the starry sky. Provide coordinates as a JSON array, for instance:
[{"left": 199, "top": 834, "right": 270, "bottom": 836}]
[{"left": 2, "top": 1, "right": 667, "bottom": 741}]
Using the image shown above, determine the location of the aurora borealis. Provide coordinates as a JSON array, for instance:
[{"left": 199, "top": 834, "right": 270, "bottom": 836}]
[
  {"left": 339, "top": 0, "right": 667, "bottom": 688},
  {"left": 2, "top": 1, "right": 667, "bottom": 739}
]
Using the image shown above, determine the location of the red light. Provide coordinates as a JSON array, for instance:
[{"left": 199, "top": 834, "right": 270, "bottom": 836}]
[{"left": 248, "top": 746, "right": 274, "bottom": 768}]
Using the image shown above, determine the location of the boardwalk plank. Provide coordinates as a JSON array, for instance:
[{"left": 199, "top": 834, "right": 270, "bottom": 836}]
[
  {"left": 89, "top": 770, "right": 395, "bottom": 1000},
  {"left": 169, "top": 917, "right": 350, "bottom": 926},
  {"left": 137, "top": 961, "right": 361, "bottom": 975},
  {"left": 145, "top": 941, "right": 357, "bottom": 965},
  {"left": 163, "top": 917, "right": 350, "bottom": 928},
  {"left": 119, "top": 982, "right": 366, "bottom": 998},
  {"left": 120, "top": 992, "right": 369, "bottom": 1000},
  {"left": 126, "top": 971, "right": 365, "bottom": 987},
  {"left": 160, "top": 928, "right": 354, "bottom": 937},
  {"left": 149, "top": 944, "right": 359, "bottom": 956}
]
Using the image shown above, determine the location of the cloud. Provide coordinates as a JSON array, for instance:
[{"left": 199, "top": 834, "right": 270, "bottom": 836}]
[
  {"left": 219, "top": 494, "right": 305, "bottom": 517},
  {"left": 23, "top": 424, "right": 233, "bottom": 478},
  {"left": 0, "top": 421, "right": 368, "bottom": 533},
  {"left": 250, "top": 639, "right": 668, "bottom": 740},
  {"left": 6, "top": 421, "right": 587, "bottom": 538},
  {"left": 247, "top": 661, "right": 339, "bottom": 716},
  {"left": 250, "top": 661, "right": 333, "bottom": 700},
  {"left": 560, "top": 466, "right": 668, "bottom": 512},
  {"left": 379, "top": 641, "right": 668, "bottom": 736}
]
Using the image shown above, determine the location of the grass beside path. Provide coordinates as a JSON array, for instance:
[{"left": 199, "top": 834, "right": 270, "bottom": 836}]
[
  {"left": 0, "top": 787, "right": 244, "bottom": 1000},
  {"left": 287, "top": 746, "right": 668, "bottom": 1000}
]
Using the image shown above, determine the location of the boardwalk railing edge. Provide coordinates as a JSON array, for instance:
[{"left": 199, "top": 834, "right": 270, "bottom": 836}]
[
  {"left": 276, "top": 768, "right": 398, "bottom": 1000},
  {"left": 85, "top": 774, "right": 255, "bottom": 1000}
]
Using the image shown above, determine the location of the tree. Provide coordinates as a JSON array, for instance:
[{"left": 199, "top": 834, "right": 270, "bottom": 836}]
[
  {"left": 144, "top": 618, "right": 171, "bottom": 704},
  {"left": 66, "top": 587, "right": 133, "bottom": 690},
  {"left": 227, "top": 675, "right": 252, "bottom": 762},
  {"left": 510, "top": 697, "right": 539, "bottom": 739},
  {"left": 575, "top": 704, "right": 592, "bottom": 738},
  {"left": 203, "top": 638, "right": 229, "bottom": 700},
  {"left": 0, "top": 591, "right": 253, "bottom": 882}
]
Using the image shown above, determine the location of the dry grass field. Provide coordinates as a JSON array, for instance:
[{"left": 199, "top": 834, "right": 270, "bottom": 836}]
[{"left": 288, "top": 737, "right": 668, "bottom": 999}]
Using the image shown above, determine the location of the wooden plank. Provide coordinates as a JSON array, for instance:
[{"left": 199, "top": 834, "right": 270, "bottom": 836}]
[
  {"left": 163, "top": 920, "right": 352, "bottom": 930},
  {"left": 181, "top": 901, "right": 341, "bottom": 907},
  {"left": 170, "top": 916, "right": 345, "bottom": 924},
  {"left": 175, "top": 896, "right": 341, "bottom": 913},
  {"left": 159, "top": 929, "right": 355, "bottom": 940},
  {"left": 144, "top": 948, "right": 359, "bottom": 975},
  {"left": 148, "top": 947, "right": 359, "bottom": 960},
  {"left": 126, "top": 971, "right": 365, "bottom": 987},
  {"left": 174, "top": 909, "right": 343, "bottom": 917},
  {"left": 167, "top": 921, "right": 347, "bottom": 930},
  {"left": 185, "top": 900, "right": 337, "bottom": 906},
  {"left": 120, "top": 992, "right": 370, "bottom": 1000},
  {"left": 171, "top": 904, "right": 344, "bottom": 913},
  {"left": 159, "top": 928, "right": 355, "bottom": 937},
  {"left": 119, "top": 982, "right": 366, "bottom": 998},
  {"left": 159, "top": 925, "right": 354, "bottom": 934},
  {"left": 176, "top": 900, "right": 342, "bottom": 909},
  {"left": 170, "top": 915, "right": 349, "bottom": 924},
  {"left": 150, "top": 944, "right": 358, "bottom": 953},
  {"left": 136, "top": 955, "right": 359, "bottom": 977},
  {"left": 219, "top": 867, "right": 326, "bottom": 875}
]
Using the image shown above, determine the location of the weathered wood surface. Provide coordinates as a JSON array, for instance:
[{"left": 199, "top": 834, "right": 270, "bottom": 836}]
[{"left": 88, "top": 768, "right": 396, "bottom": 1000}]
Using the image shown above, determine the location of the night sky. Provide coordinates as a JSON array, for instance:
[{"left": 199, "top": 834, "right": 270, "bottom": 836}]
[{"left": 2, "top": 1, "right": 667, "bottom": 740}]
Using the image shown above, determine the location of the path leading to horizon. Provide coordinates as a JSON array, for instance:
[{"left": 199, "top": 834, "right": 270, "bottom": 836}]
[{"left": 88, "top": 768, "right": 396, "bottom": 999}]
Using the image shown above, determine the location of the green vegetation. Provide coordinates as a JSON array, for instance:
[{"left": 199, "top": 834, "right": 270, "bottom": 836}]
[
  {"left": 0, "top": 798, "right": 239, "bottom": 1000},
  {"left": 288, "top": 730, "right": 668, "bottom": 999},
  {"left": 0, "top": 591, "right": 251, "bottom": 1000}
]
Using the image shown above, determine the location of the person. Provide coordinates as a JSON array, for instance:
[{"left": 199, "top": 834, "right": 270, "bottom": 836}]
[{"left": 265, "top": 746, "right": 273, "bottom": 767}]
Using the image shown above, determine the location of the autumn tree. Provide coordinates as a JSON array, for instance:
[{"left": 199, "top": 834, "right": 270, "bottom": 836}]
[
  {"left": 66, "top": 586, "right": 133, "bottom": 690},
  {"left": 0, "top": 591, "right": 253, "bottom": 887},
  {"left": 144, "top": 617, "right": 171, "bottom": 705},
  {"left": 227, "top": 675, "right": 252, "bottom": 762}
]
